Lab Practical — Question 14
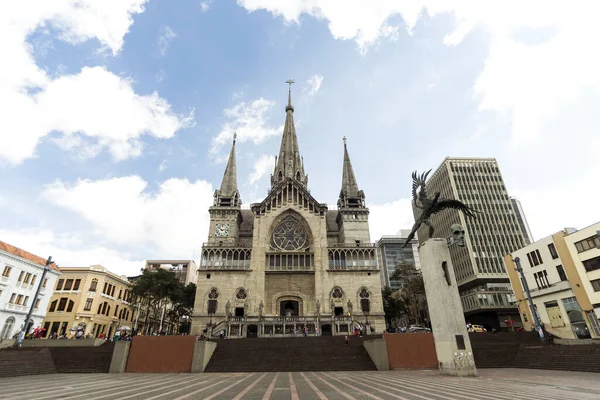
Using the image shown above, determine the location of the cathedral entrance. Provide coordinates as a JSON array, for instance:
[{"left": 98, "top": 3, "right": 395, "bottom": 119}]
[
  {"left": 321, "top": 324, "right": 332, "bottom": 336},
  {"left": 247, "top": 325, "right": 258, "bottom": 338},
  {"left": 280, "top": 300, "right": 299, "bottom": 317}
]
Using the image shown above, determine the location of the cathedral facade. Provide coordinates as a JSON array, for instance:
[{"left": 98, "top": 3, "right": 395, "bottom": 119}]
[{"left": 192, "top": 88, "right": 385, "bottom": 337}]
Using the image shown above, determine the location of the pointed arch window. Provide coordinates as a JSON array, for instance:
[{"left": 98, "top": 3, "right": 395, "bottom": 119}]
[
  {"left": 360, "top": 288, "right": 371, "bottom": 312},
  {"left": 207, "top": 288, "right": 218, "bottom": 314}
]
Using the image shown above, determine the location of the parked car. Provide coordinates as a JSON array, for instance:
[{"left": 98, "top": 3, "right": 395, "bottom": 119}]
[
  {"left": 468, "top": 324, "right": 487, "bottom": 333},
  {"left": 407, "top": 324, "right": 431, "bottom": 333}
]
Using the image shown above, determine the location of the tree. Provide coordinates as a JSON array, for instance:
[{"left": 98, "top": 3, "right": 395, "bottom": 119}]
[
  {"left": 131, "top": 269, "right": 184, "bottom": 333},
  {"left": 382, "top": 286, "right": 407, "bottom": 329},
  {"left": 168, "top": 283, "right": 196, "bottom": 334},
  {"left": 390, "top": 262, "right": 428, "bottom": 325}
]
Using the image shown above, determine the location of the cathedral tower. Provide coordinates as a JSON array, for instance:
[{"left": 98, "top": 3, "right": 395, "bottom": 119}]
[
  {"left": 208, "top": 134, "right": 242, "bottom": 243},
  {"left": 337, "top": 138, "right": 371, "bottom": 245}
]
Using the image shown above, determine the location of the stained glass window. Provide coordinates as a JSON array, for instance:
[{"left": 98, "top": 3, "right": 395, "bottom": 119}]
[{"left": 271, "top": 216, "right": 308, "bottom": 251}]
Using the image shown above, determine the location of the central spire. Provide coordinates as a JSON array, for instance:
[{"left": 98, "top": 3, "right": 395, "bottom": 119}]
[{"left": 271, "top": 80, "right": 308, "bottom": 188}]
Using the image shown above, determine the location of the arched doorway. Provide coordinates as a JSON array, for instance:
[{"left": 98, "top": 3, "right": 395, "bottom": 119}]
[
  {"left": 280, "top": 300, "right": 299, "bottom": 317},
  {"left": 321, "top": 324, "right": 332, "bottom": 336},
  {"left": 247, "top": 325, "right": 258, "bottom": 338},
  {"left": 1, "top": 317, "right": 15, "bottom": 340}
]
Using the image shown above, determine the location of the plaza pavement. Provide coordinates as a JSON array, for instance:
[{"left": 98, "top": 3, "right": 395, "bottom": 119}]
[{"left": 1, "top": 369, "right": 599, "bottom": 400}]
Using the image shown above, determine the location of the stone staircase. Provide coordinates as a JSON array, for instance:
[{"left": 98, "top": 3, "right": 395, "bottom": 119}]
[
  {"left": 514, "top": 344, "right": 600, "bottom": 372},
  {"left": 0, "top": 348, "right": 57, "bottom": 378},
  {"left": 49, "top": 341, "right": 115, "bottom": 373},
  {"left": 204, "top": 335, "right": 378, "bottom": 372},
  {"left": 469, "top": 331, "right": 600, "bottom": 372}
]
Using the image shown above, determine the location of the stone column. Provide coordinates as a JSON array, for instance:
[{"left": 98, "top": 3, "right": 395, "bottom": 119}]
[{"left": 418, "top": 238, "right": 477, "bottom": 377}]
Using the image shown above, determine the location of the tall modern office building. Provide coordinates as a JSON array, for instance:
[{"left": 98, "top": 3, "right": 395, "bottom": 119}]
[
  {"left": 376, "top": 230, "right": 420, "bottom": 290},
  {"left": 413, "top": 157, "right": 529, "bottom": 329},
  {"left": 510, "top": 197, "right": 534, "bottom": 245}
]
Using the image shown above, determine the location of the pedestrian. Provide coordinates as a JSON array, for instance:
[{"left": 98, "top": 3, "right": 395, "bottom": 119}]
[{"left": 344, "top": 335, "right": 349, "bottom": 346}]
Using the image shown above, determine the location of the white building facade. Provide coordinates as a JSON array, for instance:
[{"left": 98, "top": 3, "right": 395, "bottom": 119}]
[
  {"left": 0, "top": 241, "right": 61, "bottom": 339},
  {"left": 505, "top": 223, "right": 600, "bottom": 339}
]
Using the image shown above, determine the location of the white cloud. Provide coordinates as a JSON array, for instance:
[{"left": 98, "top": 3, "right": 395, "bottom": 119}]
[
  {"left": 510, "top": 168, "right": 600, "bottom": 242},
  {"left": 0, "top": 228, "right": 144, "bottom": 277},
  {"left": 248, "top": 154, "right": 276, "bottom": 185},
  {"left": 0, "top": 0, "right": 192, "bottom": 164},
  {"left": 211, "top": 98, "right": 283, "bottom": 159},
  {"left": 369, "top": 198, "right": 415, "bottom": 241},
  {"left": 157, "top": 25, "right": 177, "bottom": 56},
  {"left": 237, "top": 1, "right": 600, "bottom": 141},
  {"left": 39, "top": 176, "right": 214, "bottom": 268},
  {"left": 158, "top": 159, "right": 167, "bottom": 172},
  {"left": 306, "top": 75, "right": 324, "bottom": 96},
  {"left": 201, "top": 1, "right": 213, "bottom": 12}
]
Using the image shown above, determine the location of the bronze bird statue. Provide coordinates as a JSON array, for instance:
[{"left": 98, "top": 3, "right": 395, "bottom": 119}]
[{"left": 402, "top": 170, "right": 478, "bottom": 247}]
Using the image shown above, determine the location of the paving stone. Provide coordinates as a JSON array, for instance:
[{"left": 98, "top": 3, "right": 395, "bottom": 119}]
[{"left": 1, "top": 369, "right": 599, "bottom": 400}]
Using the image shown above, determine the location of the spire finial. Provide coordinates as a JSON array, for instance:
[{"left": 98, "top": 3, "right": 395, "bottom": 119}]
[
  {"left": 343, "top": 136, "right": 347, "bottom": 146},
  {"left": 233, "top": 132, "right": 237, "bottom": 142},
  {"left": 286, "top": 79, "right": 295, "bottom": 111}
]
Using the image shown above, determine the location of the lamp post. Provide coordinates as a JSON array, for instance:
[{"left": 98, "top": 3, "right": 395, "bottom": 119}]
[
  {"left": 514, "top": 257, "right": 545, "bottom": 342},
  {"left": 16, "top": 256, "right": 53, "bottom": 347}
]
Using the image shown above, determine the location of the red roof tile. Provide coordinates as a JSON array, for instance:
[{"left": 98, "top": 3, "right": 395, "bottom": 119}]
[{"left": 0, "top": 240, "right": 61, "bottom": 272}]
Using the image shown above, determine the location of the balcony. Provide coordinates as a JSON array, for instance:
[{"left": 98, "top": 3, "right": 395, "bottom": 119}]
[
  {"left": 201, "top": 246, "right": 252, "bottom": 271},
  {"left": 265, "top": 252, "right": 314, "bottom": 273},
  {"left": 529, "top": 280, "right": 572, "bottom": 298},
  {"left": 327, "top": 245, "right": 379, "bottom": 271}
]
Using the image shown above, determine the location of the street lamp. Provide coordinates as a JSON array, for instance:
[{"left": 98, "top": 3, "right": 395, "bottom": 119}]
[
  {"left": 514, "top": 257, "right": 545, "bottom": 342},
  {"left": 16, "top": 256, "right": 53, "bottom": 347}
]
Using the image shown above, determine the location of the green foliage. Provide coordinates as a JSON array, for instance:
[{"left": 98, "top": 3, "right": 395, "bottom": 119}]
[
  {"left": 131, "top": 269, "right": 196, "bottom": 330},
  {"left": 382, "top": 286, "right": 407, "bottom": 328},
  {"left": 388, "top": 261, "right": 428, "bottom": 325}
]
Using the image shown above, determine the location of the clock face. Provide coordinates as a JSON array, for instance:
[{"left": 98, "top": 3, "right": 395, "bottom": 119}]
[{"left": 215, "top": 223, "right": 230, "bottom": 237}]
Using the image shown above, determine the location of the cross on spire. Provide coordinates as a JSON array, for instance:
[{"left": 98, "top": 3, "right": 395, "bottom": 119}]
[
  {"left": 343, "top": 136, "right": 347, "bottom": 145},
  {"left": 286, "top": 79, "right": 295, "bottom": 110}
]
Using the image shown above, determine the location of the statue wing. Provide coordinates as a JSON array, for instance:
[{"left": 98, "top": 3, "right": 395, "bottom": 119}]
[
  {"left": 401, "top": 220, "right": 421, "bottom": 248},
  {"left": 432, "top": 199, "right": 479, "bottom": 218},
  {"left": 411, "top": 170, "right": 431, "bottom": 204}
]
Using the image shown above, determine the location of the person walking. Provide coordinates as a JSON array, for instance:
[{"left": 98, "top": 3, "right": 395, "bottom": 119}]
[{"left": 344, "top": 335, "right": 349, "bottom": 346}]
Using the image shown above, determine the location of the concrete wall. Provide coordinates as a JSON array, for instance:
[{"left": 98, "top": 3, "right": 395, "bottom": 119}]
[
  {"left": 363, "top": 338, "right": 389, "bottom": 371},
  {"left": 191, "top": 340, "right": 217, "bottom": 372},
  {"left": 384, "top": 333, "right": 438, "bottom": 370},
  {"left": 109, "top": 341, "right": 130, "bottom": 373},
  {"left": 125, "top": 336, "right": 198, "bottom": 373}
]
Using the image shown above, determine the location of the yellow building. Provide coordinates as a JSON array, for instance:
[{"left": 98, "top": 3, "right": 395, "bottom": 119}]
[
  {"left": 505, "top": 222, "right": 600, "bottom": 339},
  {"left": 41, "top": 265, "right": 134, "bottom": 339}
]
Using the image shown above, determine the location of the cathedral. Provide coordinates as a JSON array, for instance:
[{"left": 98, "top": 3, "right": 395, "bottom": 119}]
[{"left": 192, "top": 85, "right": 385, "bottom": 337}]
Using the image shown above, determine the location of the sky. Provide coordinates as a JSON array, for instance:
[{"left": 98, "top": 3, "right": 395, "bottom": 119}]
[{"left": 1, "top": 0, "right": 599, "bottom": 276}]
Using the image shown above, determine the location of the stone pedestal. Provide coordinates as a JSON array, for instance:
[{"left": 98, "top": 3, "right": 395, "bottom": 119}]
[{"left": 419, "top": 238, "right": 477, "bottom": 377}]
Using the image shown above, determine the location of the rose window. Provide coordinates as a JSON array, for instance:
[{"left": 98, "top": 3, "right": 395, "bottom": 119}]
[
  {"left": 208, "top": 288, "right": 219, "bottom": 299},
  {"left": 236, "top": 288, "right": 247, "bottom": 300},
  {"left": 271, "top": 216, "right": 308, "bottom": 251},
  {"left": 359, "top": 288, "right": 370, "bottom": 299},
  {"left": 332, "top": 287, "right": 343, "bottom": 299}
]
